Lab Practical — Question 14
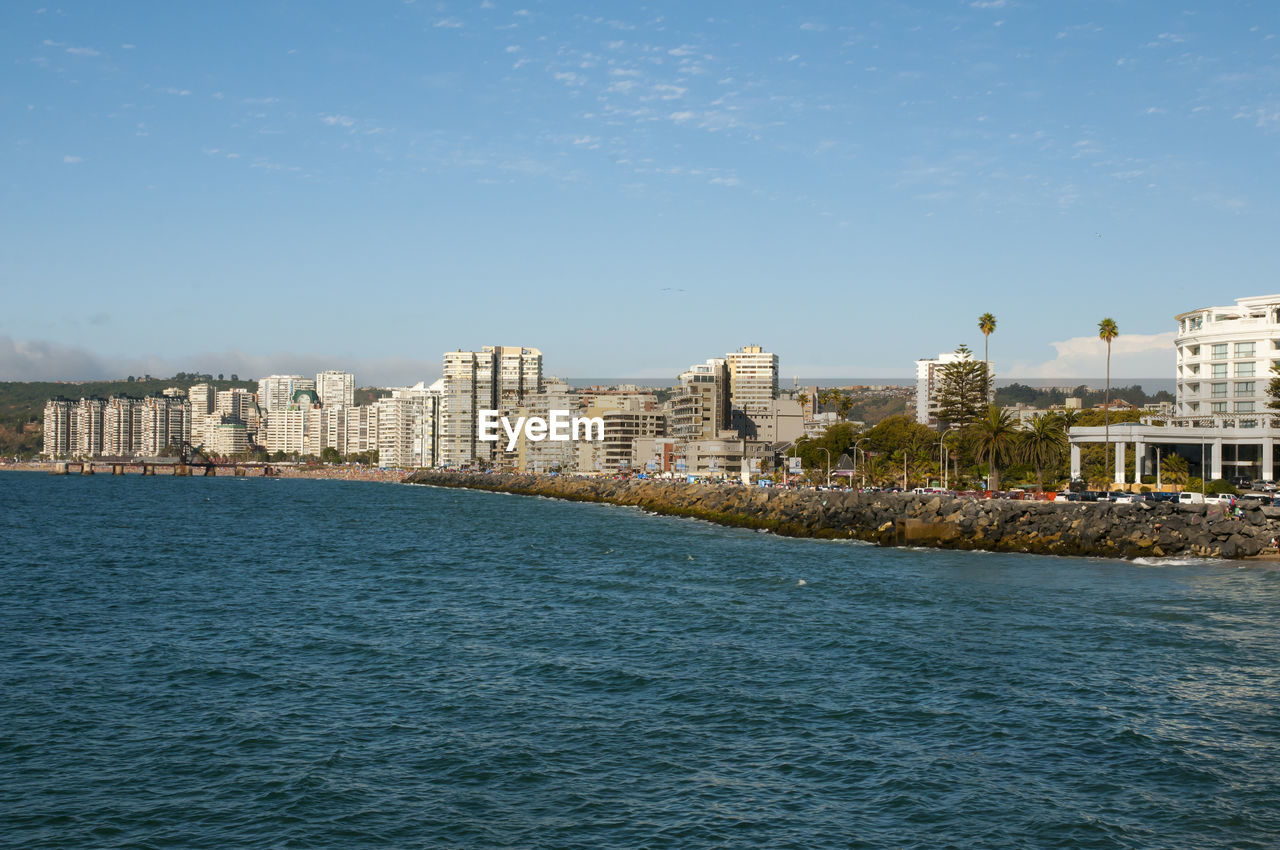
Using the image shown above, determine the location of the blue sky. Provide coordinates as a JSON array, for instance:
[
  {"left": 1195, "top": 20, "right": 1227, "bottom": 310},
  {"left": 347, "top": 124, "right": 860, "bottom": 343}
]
[{"left": 4, "top": 1, "right": 1279, "bottom": 384}]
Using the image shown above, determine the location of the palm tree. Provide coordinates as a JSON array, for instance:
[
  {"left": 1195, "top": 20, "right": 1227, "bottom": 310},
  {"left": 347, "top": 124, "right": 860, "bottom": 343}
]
[
  {"left": 1098, "top": 318, "right": 1119, "bottom": 487},
  {"left": 973, "top": 405, "right": 1018, "bottom": 491},
  {"left": 978, "top": 312, "right": 997, "bottom": 400},
  {"left": 1162, "top": 454, "right": 1189, "bottom": 489},
  {"left": 1018, "top": 413, "right": 1068, "bottom": 492}
]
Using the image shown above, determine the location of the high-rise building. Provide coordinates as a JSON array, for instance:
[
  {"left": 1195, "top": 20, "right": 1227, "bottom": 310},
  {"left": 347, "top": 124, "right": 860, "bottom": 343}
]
[
  {"left": 139, "top": 396, "right": 191, "bottom": 456},
  {"left": 42, "top": 398, "right": 73, "bottom": 459},
  {"left": 439, "top": 346, "right": 542, "bottom": 468},
  {"left": 726, "top": 345, "right": 779, "bottom": 414},
  {"left": 514, "top": 378, "right": 581, "bottom": 473},
  {"left": 104, "top": 396, "right": 141, "bottom": 457},
  {"left": 315, "top": 370, "right": 355, "bottom": 409},
  {"left": 74, "top": 398, "right": 106, "bottom": 458},
  {"left": 264, "top": 388, "right": 321, "bottom": 455},
  {"left": 670, "top": 358, "right": 732, "bottom": 445},
  {"left": 257, "top": 375, "right": 314, "bottom": 415}
]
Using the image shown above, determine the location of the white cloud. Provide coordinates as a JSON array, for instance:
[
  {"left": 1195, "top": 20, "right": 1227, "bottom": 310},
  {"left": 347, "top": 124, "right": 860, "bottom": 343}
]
[
  {"left": 505, "top": 45, "right": 520, "bottom": 53},
  {"left": 1010, "top": 331, "right": 1177, "bottom": 378},
  {"left": 321, "top": 114, "right": 355, "bottom": 127},
  {"left": 970, "top": 0, "right": 1007, "bottom": 8},
  {"left": 0, "top": 336, "right": 444, "bottom": 386},
  {"left": 65, "top": 46, "right": 100, "bottom": 56},
  {"left": 121, "top": 43, "right": 135, "bottom": 49},
  {"left": 62, "top": 155, "right": 82, "bottom": 163},
  {"left": 160, "top": 86, "right": 191, "bottom": 96},
  {"left": 434, "top": 17, "right": 464, "bottom": 28}
]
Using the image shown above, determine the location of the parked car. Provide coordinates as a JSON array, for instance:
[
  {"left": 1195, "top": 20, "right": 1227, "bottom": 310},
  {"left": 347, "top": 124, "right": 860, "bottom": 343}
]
[
  {"left": 1232, "top": 477, "right": 1254, "bottom": 490},
  {"left": 1179, "top": 491, "right": 1206, "bottom": 505}
]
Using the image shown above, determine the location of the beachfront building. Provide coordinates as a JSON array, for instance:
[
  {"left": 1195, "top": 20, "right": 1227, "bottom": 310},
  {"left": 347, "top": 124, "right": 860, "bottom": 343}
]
[
  {"left": 104, "top": 396, "right": 141, "bottom": 457},
  {"left": 264, "top": 388, "right": 322, "bottom": 456},
  {"left": 726, "top": 344, "right": 779, "bottom": 414},
  {"left": 600, "top": 405, "right": 666, "bottom": 475},
  {"left": 514, "top": 378, "right": 582, "bottom": 474},
  {"left": 1069, "top": 294, "right": 1280, "bottom": 485},
  {"left": 42, "top": 398, "right": 74, "bottom": 459},
  {"left": 316, "top": 370, "right": 355, "bottom": 409},
  {"left": 138, "top": 395, "right": 191, "bottom": 457},
  {"left": 439, "top": 346, "right": 542, "bottom": 468},
  {"left": 669, "top": 358, "right": 732, "bottom": 445},
  {"left": 915, "top": 349, "right": 994, "bottom": 429},
  {"left": 257, "top": 375, "right": 315, "bottom": 415}
]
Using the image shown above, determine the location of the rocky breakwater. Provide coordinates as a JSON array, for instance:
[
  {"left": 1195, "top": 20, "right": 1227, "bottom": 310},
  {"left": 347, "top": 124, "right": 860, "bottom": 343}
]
[{"left": 404, "top": 472, "right": 1280, "bottom": 559}]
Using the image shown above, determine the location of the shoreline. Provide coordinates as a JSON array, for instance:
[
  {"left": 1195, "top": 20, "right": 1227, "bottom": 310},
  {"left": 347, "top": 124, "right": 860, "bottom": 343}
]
[
  {"left": 0, "top": 461, "right": 408, "bottom": 484},
  {"left": 404, "top": 471, "right": 1280, "bottom": 561}
]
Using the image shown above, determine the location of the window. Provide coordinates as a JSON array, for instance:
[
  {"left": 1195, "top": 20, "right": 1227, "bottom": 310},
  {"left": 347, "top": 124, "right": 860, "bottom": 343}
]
[
  {"left": 1212, "top": 383, "right": 1227, "bottom": 398},
  {"left": 1189, "top": 344, "right": 1200, "bottom": 355},
  {"left": 1237, "top": 342, "right": 1256, "bottom": 357},
  {"left": 1189, "top": 364, "right": 1200, "bottom": 374},
  {"left": 1236, "top": 401, "right": 1256, "bottom": 413},
  {"left": 1212, "top": 343, "right": 1228, "bottom": 359},
  {"left": 1212, "top": 363, "right": 1228, "bottom": 378},
  {"left": 1188, "top": 383, "right": 1200, "bottom": 394},
  {"left": 1189, "top": 402, "right": 1200, "bottom": 411},
  {"left": 1237, "top": 362, "right": 1256, "bottom": 377},
  {"left": 1212, "top": 401, "right": 1227, "bottom": 413},
  {"left": 1236, "top": 382, "right": 1255, "bottom": 396}
]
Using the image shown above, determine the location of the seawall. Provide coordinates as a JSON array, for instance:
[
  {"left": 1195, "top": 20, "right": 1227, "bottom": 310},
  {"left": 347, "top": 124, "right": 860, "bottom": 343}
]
[{"left": 403, "top": 472, "right": 1280, "bottom": 560}]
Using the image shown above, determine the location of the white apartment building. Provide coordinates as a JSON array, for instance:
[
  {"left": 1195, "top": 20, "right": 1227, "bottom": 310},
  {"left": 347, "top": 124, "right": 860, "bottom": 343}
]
[
  {"left": 915, "top": 349, "right": 994, "bottom": 428},
  {"left": 263, "top": 389, "right": 322, "bottom": 456},
  {"left": 514, "top": 378, "right": 582, "bottom": 473},
  {"left": 1173, "top": 294, "right": 1280, "bottom": 423},
  {"left": 104, "top": 396, "right": 141, "bottom": 457},
  {"left": 42, "top": 399, "right": 73, "bottom": 458},
  {"left": 1070, "top": 294, "right": 1280, "bottom": 485},
  {"left": 139, "top": 396, "right": 191, "bottom": 457},
  {"left": 205, "top": 420, "right": 249, "bottom": 457},
  {"left": 600, "top": 405, "right": 666, "bottom": 474},
  {"left": 315, "top": 370, "right": 355, "bottom": 409},
  {"left": 726, "top": 344, "right": 779, "bottom": 413},
  {"left": 439, "top": 346, "right": 542, "bottom": 468},
  {"left": 257, "top": 375, "right": 314, "bottom": 415},
  {"left": 75, "top": 398, "right": 106, "bottom": 458}
]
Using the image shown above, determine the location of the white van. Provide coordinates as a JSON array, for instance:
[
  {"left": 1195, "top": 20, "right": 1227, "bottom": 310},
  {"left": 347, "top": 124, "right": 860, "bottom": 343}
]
[{"left": 1178, "top": 492, "right": 1205, "bottom": 505}]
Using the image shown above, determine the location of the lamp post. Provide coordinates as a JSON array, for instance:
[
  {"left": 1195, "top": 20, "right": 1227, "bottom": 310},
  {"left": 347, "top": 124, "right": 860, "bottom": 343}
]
[
  {"left": 818, "top": 446, "right": 831, "bottom": 487},
  {"left": 939, "top": 425, "right": 959, "bottom": 490},
  {"left": 1155, "top": 446, "right": 1162, "bottom": 491},
  {"left": 852, "top": 437, "right": 869, "bottom": 491}
]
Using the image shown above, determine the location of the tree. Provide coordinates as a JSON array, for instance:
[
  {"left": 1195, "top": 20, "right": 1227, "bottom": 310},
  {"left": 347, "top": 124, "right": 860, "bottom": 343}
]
[
  {"left": 935, "top": 345, "right": 988, "bottom": 428},
  {"left": 1097, "top": 318, "right": 1119, "bottom": 488},
  {"left": 230, "top": 373, "right": 239, "bottom": 381},
  {"left": 1018, "top": 413, "right": 1068, "bottom": 492},
  {"left": 836, "top": 393, "right": 854, "bottom": 421},
  {"left": 1267, "top": 362, "right": 1280, "bottom": 412},
  {"left": 973, "top": 405, "right": 1018, "bottom": 491},
  {"left": 978, "top": 312, "right": 996, "bottom": 384},
  {"left": 320, "top": 446, "right": 342, "bottom": 464},
  {"left": 1162, "top": 453, "right": 1189, "bottom": 489}
]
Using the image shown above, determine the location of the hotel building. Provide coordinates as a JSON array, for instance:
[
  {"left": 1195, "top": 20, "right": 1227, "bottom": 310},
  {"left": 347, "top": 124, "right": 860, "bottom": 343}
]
[{"left": 1070, "top": 294, "right": 1280, "bottom": 484}]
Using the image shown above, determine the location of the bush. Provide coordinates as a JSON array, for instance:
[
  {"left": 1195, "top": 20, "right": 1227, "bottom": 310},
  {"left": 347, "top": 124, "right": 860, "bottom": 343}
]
[
  {"left": 1140, "top": 486, "right": 1151, "bottom": 493},
  {"left": 1205, "top": 478, "right": 1239, "bottom": 496},
  {"left": 1140, "top": 475, "right": 1155, "bottom": 484}
]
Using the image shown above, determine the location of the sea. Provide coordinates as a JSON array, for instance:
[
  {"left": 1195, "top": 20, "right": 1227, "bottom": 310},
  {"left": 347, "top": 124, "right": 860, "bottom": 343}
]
[{"left": 2, "top": 471, "right": 1279, "bottom": 848}]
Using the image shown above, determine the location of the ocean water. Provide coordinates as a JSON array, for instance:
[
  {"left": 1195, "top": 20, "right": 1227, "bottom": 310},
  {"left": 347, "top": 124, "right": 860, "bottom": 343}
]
[{"left": 2, "top": 472, "right": 1280, "bottom": 849}]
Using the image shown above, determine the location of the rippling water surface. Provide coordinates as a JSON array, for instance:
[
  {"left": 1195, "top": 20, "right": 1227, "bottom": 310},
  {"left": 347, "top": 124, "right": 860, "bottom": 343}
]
[{"left": 3, "top": 472, "right": 1280, "bottom": 848}]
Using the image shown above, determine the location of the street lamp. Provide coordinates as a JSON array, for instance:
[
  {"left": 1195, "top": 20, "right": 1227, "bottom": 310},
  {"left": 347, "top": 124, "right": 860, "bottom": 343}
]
[
  {"left": 939, "top": 425, "right": 959, "bottom": 490},
  {"left": 1155, "top": 446, "right": 1162, "bottom": 491},
  {"left": 852, "top": 437, "right": 869, "bottom": 490},
  {"left": 817, "top": 446, "right": 831, "bottom": 487}
]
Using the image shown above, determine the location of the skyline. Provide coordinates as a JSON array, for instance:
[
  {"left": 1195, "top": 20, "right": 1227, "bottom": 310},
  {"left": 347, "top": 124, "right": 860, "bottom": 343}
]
[{"left": 6, "top": 1, "right": 1280, "bottom": 383}]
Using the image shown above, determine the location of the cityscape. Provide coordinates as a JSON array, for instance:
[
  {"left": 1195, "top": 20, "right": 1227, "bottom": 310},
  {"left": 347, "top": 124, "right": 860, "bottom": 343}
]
[
  {"left": 28, "top": 291, "right": 1280, "bottom": 490},
  {"left": 8, "top": 2, "right": 1280, "bottom": 847}
]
